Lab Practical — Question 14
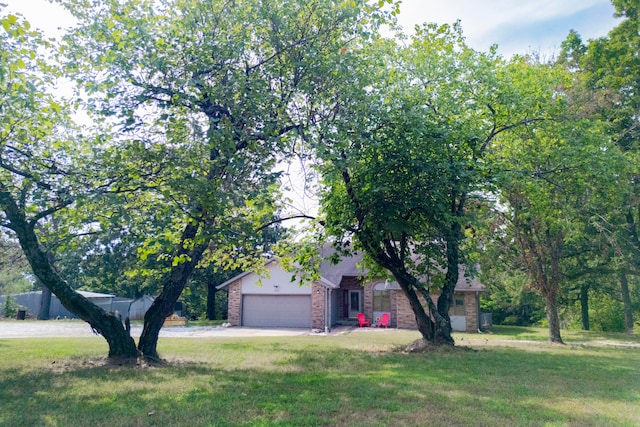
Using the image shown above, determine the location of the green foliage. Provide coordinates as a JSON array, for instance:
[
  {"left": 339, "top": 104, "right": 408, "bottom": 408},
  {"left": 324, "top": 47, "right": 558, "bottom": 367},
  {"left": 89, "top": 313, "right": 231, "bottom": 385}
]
[
  {"left": 555, "top": 5, "right": 640, "bottom": 333},
  {"left": 54, "top": 0, "right": 385, "bottom": 287},
  {"left": 480, "top": 270, "right": 546, "bottom": 326},
  {"left": 180, "top": 284, "right": 228, "bottom": 320},
  {"left": 0, "top": 268, "right": 33, "bottom": 295},
  {"left": 0, "top": 236, "right": 34, "bottom": 295},
  {"left": 2, "top": 295, "right": 17, "bottom": 318},
  {"left": 315, "top": 22, "right": 503, "bottom": 278},
  {"left": 590, "top": 293, "right": 627, "bottom": 332},
  {"left": 45, "top": 0, "right": 394, "bottom": 356},
  {"left": 0, "top": 10, "right": 84, "bottom": 206}
]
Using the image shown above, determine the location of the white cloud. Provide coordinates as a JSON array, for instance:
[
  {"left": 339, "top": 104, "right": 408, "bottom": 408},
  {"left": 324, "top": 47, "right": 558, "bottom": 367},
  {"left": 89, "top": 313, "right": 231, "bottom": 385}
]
[{"left": 396, "top": 0, "right": 619, "bottom": 56}]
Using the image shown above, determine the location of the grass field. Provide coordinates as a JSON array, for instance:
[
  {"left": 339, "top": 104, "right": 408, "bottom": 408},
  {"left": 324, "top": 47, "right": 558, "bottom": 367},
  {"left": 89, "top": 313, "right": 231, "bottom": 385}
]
[{"left": 0, "top": 325, "right": 639, "bottom": 426}]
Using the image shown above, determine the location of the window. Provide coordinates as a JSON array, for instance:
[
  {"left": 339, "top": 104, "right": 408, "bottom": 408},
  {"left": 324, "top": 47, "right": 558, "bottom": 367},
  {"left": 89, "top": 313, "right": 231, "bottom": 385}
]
[
  {"left": 449, "top": 295, "right": 465, "bottom": 316},
  {"left": 373, "top": 283, "right": 391, "bottom": 312}
]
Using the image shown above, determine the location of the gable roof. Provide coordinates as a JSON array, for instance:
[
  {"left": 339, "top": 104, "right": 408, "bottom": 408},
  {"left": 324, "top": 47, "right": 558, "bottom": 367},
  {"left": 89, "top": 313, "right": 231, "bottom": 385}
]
[
  {"left": 215, "top": 258, "right": 279, "bottom": 290},
  {"left": 319, "top": 246, "right": 485, "bottom": 292},
  {"left": 216, "top": 258, "right": 344, "bottom": 290},
  {"left": 318, "top": 249, "right": 365, "bottom": 286},
  {"left": 216, "top": 252, "right": 485, "bottom": 292}
]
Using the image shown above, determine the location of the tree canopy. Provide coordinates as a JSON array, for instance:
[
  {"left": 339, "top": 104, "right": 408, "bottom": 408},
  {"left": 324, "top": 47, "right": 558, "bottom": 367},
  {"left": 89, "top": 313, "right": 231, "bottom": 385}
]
[{"left": 1, "top": 0, "right": 638, "bottom": 355}]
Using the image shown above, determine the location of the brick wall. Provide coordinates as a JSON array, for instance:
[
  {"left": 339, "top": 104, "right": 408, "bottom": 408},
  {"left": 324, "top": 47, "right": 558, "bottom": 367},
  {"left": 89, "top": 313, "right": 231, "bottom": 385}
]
[
  {"left": 464, "top": 292, "right": 478, "bottom": 333},
  {"left": 311, "top": 282, "right": 325, "bottom": 329},
  {"left": 340, "top": 277, "right": 362, "bottom": 290},
  {"left": 390, "top": 289, "right": 398, "bottom": 328},
  {"left": 394, "top": 290, "right": 480, "bottom": 333},
  {"left": 363, "top": 282, "right": 373, "bottom": 321},
  {"left": 364, "top": 281, "right": 398, "bottom": 327},
  {"left": 227, "top": 280, "right": 242, "bottom": 326},
  {"left": 396, "top": 290, "right": 420, "bottom": 329}
]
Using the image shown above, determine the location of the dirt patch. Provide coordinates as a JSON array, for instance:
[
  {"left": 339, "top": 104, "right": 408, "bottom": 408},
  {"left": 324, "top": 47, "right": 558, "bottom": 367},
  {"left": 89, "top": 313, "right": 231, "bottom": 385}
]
[
  {"left": 400, "top": 338, "right": 476, "bottom": 354},
  {"left": 48, "top": 355, "right": 163, "bottom": 372}
]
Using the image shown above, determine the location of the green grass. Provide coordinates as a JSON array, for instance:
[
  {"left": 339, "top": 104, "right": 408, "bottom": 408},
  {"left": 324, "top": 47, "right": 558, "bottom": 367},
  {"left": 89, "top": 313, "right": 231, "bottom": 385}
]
[{"left": 1, "top": 328, "right": 639, "bottom": 426}]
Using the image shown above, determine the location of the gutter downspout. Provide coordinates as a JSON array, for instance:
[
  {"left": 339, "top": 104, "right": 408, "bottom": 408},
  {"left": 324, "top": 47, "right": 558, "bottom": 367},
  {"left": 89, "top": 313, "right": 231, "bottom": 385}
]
[
  {"left": 476, "top": 291, "right": 484, "bottom": 334},
  {"left": 325, "top": 288, "right": 331, "bottom": 334}
]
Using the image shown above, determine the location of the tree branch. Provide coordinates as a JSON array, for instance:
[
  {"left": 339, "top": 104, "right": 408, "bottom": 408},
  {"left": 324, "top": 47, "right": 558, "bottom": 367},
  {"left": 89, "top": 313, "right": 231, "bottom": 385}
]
[{"left": 255, "top": 214, "right": 318, "bottom": 231}]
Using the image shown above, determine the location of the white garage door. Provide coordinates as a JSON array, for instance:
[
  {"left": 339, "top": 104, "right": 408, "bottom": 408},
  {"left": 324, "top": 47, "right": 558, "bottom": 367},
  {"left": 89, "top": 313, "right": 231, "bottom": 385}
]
[
  {"left": 242, "top": 295, "right": 311, "bottom": 328},
  {"left": 451, "top": 315, "right": 467, "bottom": 332}
]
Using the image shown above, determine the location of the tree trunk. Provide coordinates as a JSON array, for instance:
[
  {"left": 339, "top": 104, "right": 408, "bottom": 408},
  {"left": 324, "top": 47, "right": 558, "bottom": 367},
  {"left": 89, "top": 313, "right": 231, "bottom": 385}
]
[
  {"left": 400, "top": 285, "right": 435, "bottom": 341},
  {"left": 138, "top": 221, "right": 208, "bottom": 359},
  {"left": 394, "top": 267, "right": 456, "bottom": 345},
  {"left": 435, "top": 223, "right": 462, "bottom": 345},
  {"left": 38, "top": 284, "right": 51, "bottom": 320},
  {"left": 206, "top": 280, "right": 217, "bottom": 320},
  {"left": 622, "top": 207, "right": 638, "bottom": 333},
  {"left": 371, "top": 243, "right": 453, "bottom": 346},
  {"left": 23, "top": 237, "right": 138, "bottom": 357},
  {"left": 579, "top": 284, "right": 590, "bottom": 331},
  {"left": 619, "top": 272, "right": 634, "bottom": 333},
  {"left": 544, "top": 291, "right": 564, "bottom": 344},
  {"left": 0, "top": 185, "right": 138, "bottom": 358}
]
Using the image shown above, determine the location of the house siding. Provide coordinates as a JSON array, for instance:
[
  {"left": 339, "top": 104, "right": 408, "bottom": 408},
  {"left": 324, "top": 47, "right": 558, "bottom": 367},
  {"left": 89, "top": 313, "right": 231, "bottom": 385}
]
[{"left": 228, "top": 280, "right": 242, "bottom": 326}]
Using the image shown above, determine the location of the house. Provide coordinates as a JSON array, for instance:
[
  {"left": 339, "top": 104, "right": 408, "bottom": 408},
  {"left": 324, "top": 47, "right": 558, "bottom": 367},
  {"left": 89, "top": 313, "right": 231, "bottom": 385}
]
[{"left": 217, "top": 253, "right": 486, "bottom": 333}]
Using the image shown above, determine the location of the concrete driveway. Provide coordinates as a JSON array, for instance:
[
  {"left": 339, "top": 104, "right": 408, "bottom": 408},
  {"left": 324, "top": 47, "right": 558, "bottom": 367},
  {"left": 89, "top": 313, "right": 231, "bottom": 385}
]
[{"left": 0, "top": 320, "right": 310, "bottom": 338}]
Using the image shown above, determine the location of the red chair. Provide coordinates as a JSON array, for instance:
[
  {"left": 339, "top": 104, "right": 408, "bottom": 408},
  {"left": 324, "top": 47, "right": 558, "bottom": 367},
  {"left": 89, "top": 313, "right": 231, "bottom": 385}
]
[
  {"left": 357, "top": 313, "right": 370, "bottom": 327},
  {"left": 378, "top": 313, "right": 390, "bottom": 328}
]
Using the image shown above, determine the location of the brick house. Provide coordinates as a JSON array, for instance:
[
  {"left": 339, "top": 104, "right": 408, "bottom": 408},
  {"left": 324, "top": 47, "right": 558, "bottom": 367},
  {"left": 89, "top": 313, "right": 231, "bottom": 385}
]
[{"left": 218, "top": 254, "right": 486, "bottom": 333}]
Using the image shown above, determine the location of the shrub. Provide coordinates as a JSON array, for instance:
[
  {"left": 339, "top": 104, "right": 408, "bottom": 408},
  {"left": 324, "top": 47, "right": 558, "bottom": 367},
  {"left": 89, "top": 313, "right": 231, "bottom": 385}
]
[
  {"left": 3, "top": 296, "right": 18, "bottom": 319},
  {"left": 590, "top": 294, "right": 625, "bottom": 332}
]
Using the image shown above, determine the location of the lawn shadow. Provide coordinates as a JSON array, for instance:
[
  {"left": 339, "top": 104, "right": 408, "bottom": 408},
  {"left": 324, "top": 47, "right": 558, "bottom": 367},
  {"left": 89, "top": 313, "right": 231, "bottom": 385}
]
[
  {"left": 490, "top": 325, "right": 545, "bottom": 337},
  {"left": 0, "top": 341, "right": 638, "bottom": 426}
]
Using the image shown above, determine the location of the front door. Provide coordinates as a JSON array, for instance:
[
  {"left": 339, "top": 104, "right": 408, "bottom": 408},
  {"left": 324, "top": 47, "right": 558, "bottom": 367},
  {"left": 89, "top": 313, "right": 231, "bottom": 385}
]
[{"left": 348, "top": 290, "right": 362, "bottom": 319}]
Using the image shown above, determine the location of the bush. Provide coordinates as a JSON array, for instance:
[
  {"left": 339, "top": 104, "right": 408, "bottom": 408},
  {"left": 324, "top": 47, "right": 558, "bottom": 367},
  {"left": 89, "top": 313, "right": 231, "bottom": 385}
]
[
  {"left": 590, "top": 295, "right": 626, "bottom": 332},
  {"left": 3, "top": 296, "right": 18, "bottom": 319}
]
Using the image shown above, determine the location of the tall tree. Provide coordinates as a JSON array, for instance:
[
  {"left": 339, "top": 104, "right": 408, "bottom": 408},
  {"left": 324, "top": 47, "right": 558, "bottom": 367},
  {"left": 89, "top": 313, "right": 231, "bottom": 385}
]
[
  {"left": 0, "top": 10, "right": 139, "bottom": 356},
  {"left": 59, "top": 0, "right": 390, "bottom": 359},
  {"left": 489, "top": 58, "right": 625, "bottom": 343},
  {"left": 558, "top": 1, "right": 640, "bottom": 332},
  {"left": 311, "top": 23, "right": 542, "bottom": 345}
]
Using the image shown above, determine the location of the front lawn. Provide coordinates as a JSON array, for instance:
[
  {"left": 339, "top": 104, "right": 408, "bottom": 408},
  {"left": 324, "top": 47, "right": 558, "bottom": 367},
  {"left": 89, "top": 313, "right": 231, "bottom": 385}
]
[{"left": 0, "top": 327, "right": 638, "bottom": 426}]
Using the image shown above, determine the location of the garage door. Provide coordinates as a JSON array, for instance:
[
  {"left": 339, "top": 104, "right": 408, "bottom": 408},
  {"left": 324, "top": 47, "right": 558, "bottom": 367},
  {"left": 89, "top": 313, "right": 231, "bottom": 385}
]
[
  {"left": 242, "top": 295, "right": 311, "bottom": 328},
  {"left": 450, "top": 315, "right": 467, "bottom": 332}
]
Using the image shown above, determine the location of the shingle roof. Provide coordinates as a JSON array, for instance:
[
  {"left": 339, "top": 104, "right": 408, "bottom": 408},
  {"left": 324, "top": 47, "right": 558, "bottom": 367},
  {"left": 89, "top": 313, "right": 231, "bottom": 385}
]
[{"left": 217, "top": 249, "right": 486, "bottom": 292}]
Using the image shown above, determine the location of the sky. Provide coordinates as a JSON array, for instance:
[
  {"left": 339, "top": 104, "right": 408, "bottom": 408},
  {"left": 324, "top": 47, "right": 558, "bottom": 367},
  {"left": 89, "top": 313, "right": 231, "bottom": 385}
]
[
  {"left": 398, "top": 0, "right": 620, "bottom": 57},
  {"left": 2, "top": 0, "right": 621, "bottom": 57}
]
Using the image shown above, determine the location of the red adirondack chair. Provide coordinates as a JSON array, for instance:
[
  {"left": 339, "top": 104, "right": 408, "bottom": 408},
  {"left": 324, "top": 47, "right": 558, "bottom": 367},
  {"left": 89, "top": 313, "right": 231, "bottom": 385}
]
[
  {"left": 357, "top": 312, "right": 370, "bottom": 327},
  {"left": 378, "top": 313, "right": 390, "bottom": 328}
]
